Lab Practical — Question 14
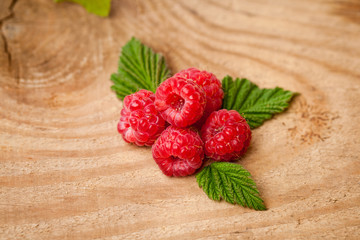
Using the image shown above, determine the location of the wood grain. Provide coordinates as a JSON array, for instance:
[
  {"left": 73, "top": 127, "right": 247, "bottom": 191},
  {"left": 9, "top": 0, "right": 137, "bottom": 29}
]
[{"left": 1, "top": 0, "right": 359, "bottom": 239}]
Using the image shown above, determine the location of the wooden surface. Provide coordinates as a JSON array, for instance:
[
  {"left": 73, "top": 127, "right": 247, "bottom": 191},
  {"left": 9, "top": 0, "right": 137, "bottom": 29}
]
[{"left": 1, "top": 0, "right": 360, "bottom": 239}]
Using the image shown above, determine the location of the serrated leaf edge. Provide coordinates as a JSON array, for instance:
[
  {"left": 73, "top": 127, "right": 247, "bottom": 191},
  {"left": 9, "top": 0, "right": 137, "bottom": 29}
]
[{"left": 196, "top": 162, "right": 266, "bottom": 210}]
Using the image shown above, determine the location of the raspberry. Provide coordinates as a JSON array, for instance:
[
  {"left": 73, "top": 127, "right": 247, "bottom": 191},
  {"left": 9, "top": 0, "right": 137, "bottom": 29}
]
[
  {"left": 155, "top": 76, "right": 206, "bottom": 128},
  {"left": 117, "top": 89, "right": 166, "bottom": 146},
  {"left": 200, "top": 109, "right": 251, "bottom": 162},
  {"left": 152, "top": 126, "right": 204, "bottom": 177},
  {"left": 174, "top": 68, "right": 224, "bottom": 127}
]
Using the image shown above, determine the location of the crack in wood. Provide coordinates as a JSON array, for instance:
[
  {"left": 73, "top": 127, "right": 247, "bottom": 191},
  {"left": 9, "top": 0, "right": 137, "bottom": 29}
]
[
  {"left": 0, "top": 26, "right": 11, "bottom": 70},
  {"left": 0, "top": 0, "right": 18, "bottom": 71}
]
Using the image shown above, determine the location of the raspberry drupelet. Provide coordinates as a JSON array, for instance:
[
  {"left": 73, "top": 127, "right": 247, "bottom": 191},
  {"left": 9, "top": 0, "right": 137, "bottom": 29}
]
[
  {"left": 201, "top": 109, "right": 251, "bottom": 162},
  {"left": 174, "top": 68, "right": 224, "bottom": 127},
  {"left": 152, "top": 126, "right": 204, "bottom": 177},
  {"left": 154, "top": 76, "right": 206, "bottom": 128},
  {"left": 117, "top": 89, "right": 166, "bottom": 146}
]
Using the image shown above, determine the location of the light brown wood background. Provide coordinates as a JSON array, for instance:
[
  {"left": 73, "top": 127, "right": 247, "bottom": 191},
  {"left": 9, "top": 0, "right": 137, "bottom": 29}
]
[{"left": 1, "top": 0, "right": 360, "bottom": 239}]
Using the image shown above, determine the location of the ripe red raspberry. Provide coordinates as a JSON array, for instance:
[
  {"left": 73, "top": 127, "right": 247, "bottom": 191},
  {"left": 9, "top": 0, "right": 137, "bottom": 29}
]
[
  {"left": 154, "top": 76, "right": 206, "bottom": 128},
  {"left": 117, "top": 89, "right": 166, "bottom": 146},
  {"left": 201, "top": 109, "right": 251, "bottom": 162},
  {"left": 174, "top": 68, "right": 224, "bottom": 127},
  {"left": 152, "top": 126, "right": 204, "bottom": 177}
]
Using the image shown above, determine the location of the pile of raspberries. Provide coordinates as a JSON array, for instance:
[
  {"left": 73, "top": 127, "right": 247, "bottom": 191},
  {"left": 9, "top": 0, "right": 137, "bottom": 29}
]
[{"left": 117, "top": 68, "right": 251, "bottom": 177}]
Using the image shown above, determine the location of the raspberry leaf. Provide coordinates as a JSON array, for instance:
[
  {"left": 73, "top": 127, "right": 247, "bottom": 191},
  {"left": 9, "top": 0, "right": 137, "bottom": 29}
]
[
  {"left": 54, "top": 0, "right": 112, "bottom": 17},
  {"left": 222, "top": 76, "right": 296, "bottom": 129},
  {"left": 196, "top": 162, "right": 266, "bottom": 210},
  {"left": 111, "top": 37, "right": 171, "bottom": 99}
]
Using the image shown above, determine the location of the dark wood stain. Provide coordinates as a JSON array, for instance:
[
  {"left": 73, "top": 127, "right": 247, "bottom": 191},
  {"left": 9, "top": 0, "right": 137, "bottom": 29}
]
[{"left": 332, "top": 0, "right": 360, "bottom": 25}]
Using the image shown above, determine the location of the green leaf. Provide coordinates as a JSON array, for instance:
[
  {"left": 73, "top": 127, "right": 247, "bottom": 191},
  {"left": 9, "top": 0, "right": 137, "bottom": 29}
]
[
  {"left": 54, "top": 0, "right": 112, "bottom": 17},
  {"left": 222, "top": 76, "right": 296, "bottom": 129},
  {"left": 111, "top": 37, "right": 171, "bottom": 100},
  {"left": 196, "top": 162, "right": 266, "bottom": 210}
]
